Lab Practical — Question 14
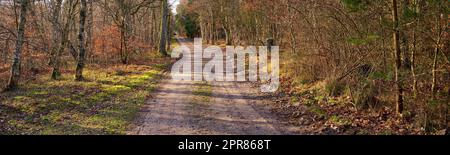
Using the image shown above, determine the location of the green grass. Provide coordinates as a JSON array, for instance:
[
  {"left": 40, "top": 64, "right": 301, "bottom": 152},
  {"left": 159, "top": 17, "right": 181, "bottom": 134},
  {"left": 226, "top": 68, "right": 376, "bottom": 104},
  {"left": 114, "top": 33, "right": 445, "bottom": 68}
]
[
  {"left": 0, "top": 63, "right": 170, "bottom": 135},
  {"left": 310, "top": 106, "right": 327, "bottom": 119},
  {"left": 329, "top": 115, "right": 351, "bottom": 126},
  {"left": 192, "top": 82, "right": 212, "bottom": 103}
]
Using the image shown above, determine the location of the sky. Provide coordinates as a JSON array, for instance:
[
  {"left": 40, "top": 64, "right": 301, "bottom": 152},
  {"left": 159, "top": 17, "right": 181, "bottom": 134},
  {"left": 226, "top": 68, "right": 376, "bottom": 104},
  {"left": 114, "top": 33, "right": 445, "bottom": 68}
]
[{"left": 170, "top": 0, "right": 180, "bottom": 14}]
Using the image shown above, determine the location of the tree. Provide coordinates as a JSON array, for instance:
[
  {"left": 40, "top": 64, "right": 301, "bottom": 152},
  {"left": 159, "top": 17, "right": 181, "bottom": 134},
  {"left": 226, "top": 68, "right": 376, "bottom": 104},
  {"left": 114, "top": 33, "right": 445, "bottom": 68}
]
[
  {"left": 5, "top": 0, "right": 29, "bottom": 91},
  {"left": 392, "top": 0, "right": 404, "bottom": 116},
  {"left": 49, "top": 0, "right": 78, "bottom": 80},
  {"left": 75, "top": 0, "right": 87, "bottom": 81},
  {"left": 159, "top": 0, "right": 168, "bottom": 56},
  {"left": 48, "top": 0, "right": 63, "bottom": 79},
  {"left": 100, "top": 0, "right": 156, "bottom": 64},
  {"left": 175, "top": 1, "right": 200, "bottom": 38},
  {"left": 85, "top": 0, "right": 94, "bottom": 62}
]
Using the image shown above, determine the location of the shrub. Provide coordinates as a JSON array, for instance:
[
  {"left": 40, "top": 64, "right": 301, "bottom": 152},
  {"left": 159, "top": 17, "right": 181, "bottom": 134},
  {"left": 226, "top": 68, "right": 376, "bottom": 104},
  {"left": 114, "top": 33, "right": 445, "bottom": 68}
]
[
  {"left": 352, "top": 79, "right": 380, "bottom": 110},
  {"left": 325, "top": 78, "right": 346, "bottom": 97}
]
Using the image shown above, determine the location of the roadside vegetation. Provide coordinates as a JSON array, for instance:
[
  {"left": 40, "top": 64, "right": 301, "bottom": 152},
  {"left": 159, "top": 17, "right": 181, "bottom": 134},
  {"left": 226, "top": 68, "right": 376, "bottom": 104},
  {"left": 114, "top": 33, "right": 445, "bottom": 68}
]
[
  {"left": 0, "top": 59, "right": 171, "bottom": 135},
  {"left": 176, "top": 0, "right": 449, "bottom": 135}
]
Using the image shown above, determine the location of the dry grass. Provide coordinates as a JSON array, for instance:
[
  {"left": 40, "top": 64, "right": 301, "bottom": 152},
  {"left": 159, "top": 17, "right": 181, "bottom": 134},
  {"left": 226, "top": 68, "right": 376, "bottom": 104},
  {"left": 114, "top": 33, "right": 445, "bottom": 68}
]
[{"left": 0, "top": 57, "right": 172, "bottom": 135}]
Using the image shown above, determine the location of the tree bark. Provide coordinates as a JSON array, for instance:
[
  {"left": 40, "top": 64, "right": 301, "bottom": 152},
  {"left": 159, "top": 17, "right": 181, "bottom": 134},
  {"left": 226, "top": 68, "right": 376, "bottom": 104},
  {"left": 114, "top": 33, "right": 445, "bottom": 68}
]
[
  {"left": 392, "top": 0, "right": 404, "bottom": 115},
  {"left": 5, "top": 0, "right": 29, "bottom": 91},
  {"left": 150, "top": 9, "right": 155, "bottom": 46},
  {"left": 86, "top": 0, "right": 94, "bottom": 63},
  {"left": 446, "top": 79, "right": 450, "bottom": 135},
  {"left": 152, "top": 9, "right": 158, "bottom": 50},
  {"left": 411, "top": 29, "right": 417, "bottom": 97},
  {"left": 120, "top": 21, "right": 128, "bottom": 64},
  {"left": 166, "top": 13, "right": 171, "bottom": 52},
  {"left": 75, "top": 0, "right": 87, "bottom": 81},
  {"left": 431, "top": 43, "right": 439, "bottom": 99},
  {"left": 50, "top": 0, "right": 75, "bottom": 80},
  {"left": 431, "top": 13, "right": 443, "bottom": 99},
  {"left": 159, "top": 0, "right": 168, "bottom": 56},
  {"left": 49, "top": 0, "right": 62, "bottom": 80},
  {"left": 287, "top": 1, "right": 297, "bottom": 54}
]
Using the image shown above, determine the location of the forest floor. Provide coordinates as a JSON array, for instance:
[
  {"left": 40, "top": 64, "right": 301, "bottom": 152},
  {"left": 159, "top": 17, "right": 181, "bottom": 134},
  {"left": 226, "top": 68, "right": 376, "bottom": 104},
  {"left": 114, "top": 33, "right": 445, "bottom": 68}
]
[{"left": 0, "top": 57, "right": 172, "bottom": 135}]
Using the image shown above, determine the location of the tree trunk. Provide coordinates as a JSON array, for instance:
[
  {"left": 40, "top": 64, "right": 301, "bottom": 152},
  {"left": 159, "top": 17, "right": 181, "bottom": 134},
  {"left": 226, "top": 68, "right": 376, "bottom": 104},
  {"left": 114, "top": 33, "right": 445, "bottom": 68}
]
[
  {"left": 209, "top": 6, "right": 215, "bottom": 45},
  {"left": 166, "top": 13, "right": 171, "bottom": 52},
  {"left": 431, "top": 44, "right": 439, "bottom": 99},
  {"left": 159, "top": 0, "right": 168, "bottom": 56},
  {"left": 75, "top": 0, "right": 87, "bottom": 81},
  {"left": 150, "top": 9, "right": 155, "bottom": 46},
  {"left": 49, "top": 0, "right": 78, "bottom": 80},
  {"left": 446, "top": 79, "right": 450, "bottom": 135},
  {"left": 51, "top": 21, "right": 71, "bottom": 80},
  {"left": 86, "top": 0, "right": 94, "bottom": 63},
  {"left": 152, "top": 9, "right": 159, "bottom": 50},
  {"left": 5, "top": 0, "right": 29, "bottom": 91},
  {"left": 50, "top": 0, "right": 63, "bottom": 80},
  {"left": 4, "top": 36, "right": 10, "bottom": 64},
  {"left": 120, "top": 23, "right": 128, "bottom": 64},
  {"left": 392, "top": 0, "right": 404, "bottom": 115},
  {"left": 431, "top": 13, "right": 443, "bottom": 99},
  {"left": 411, "top": 29, "right": 417, "bottom": 98},
  {"left": 222, "top": 5, "right": 231, "bottom": 46},
  {"left": 200, "top": 18, "right": 205, "bottom": 39},
  {"left": 222, "top": 25, "right": 231, "bottom": 45},
  {"left": 288, "top": 3, "right": 297, "bottom": 54},
  {"left": 51, "top": 32, "right": 69, "bottom": 80}
]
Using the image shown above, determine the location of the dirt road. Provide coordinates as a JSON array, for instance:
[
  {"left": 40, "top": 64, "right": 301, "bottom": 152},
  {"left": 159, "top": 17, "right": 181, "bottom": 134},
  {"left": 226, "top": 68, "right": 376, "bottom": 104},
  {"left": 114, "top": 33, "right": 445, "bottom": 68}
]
[{"left": 130, "top": 38, "right": 300, "bottom": 135}]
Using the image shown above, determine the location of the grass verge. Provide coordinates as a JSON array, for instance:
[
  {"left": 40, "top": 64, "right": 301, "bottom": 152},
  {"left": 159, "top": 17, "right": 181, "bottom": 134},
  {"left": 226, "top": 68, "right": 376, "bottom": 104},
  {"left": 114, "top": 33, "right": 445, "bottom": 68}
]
[
  {"left": 192, "top": 82, "right": 212, "bottom": 103},
  {"left": 0, "top": 63, "right": 170, "bottom": 135}
]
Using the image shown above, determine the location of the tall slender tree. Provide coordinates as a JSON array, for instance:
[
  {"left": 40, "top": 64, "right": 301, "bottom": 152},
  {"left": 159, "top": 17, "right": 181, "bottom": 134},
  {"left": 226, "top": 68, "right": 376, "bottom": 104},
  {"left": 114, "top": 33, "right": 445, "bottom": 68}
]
[
  {"left": 75, "top": 0, "right": 87, "bottom": 81},
  {"left": 5, "top": 0, "right": 29, "bottom": 91},
  {"left": 49, "top": 0, "right": 77, "bottom": 80},
  {"left": 392, "top": 0, "right": 404, "bottom": 115},
  {"left": 159, "top": 0, "right": 168, "bottom": 56}
]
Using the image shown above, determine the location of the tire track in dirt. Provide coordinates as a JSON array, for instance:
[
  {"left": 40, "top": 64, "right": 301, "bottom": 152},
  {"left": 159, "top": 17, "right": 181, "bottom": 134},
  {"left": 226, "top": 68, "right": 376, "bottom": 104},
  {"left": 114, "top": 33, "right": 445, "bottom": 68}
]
[{"left": 129, "top": 38, "right": 301, "bottom": 135}]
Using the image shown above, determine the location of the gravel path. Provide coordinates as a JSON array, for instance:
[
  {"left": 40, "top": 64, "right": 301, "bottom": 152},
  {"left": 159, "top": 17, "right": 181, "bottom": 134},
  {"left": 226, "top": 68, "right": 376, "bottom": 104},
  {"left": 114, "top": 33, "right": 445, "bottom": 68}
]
[{"left": 129, "top": 38, "right": 300, "bottom": 135}]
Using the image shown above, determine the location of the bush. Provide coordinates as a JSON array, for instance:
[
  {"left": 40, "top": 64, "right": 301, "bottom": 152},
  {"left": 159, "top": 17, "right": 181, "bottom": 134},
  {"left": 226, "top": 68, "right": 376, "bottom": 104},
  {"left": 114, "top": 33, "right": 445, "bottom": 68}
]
[
  {"left": 352, "top": 79, "right": 380, "bottom": 110},
  {"left": 325, "top": 78, "right": 346, "bottom": 97}
]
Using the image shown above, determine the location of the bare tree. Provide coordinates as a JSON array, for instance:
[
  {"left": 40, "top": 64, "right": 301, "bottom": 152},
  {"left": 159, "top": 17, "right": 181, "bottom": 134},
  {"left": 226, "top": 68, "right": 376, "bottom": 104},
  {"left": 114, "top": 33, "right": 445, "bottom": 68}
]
[
  {"left": 5, "top": 0, "right": 29, "bottom": 91},
  {"left": 392, "top": 0, "right": 404, "bottom": 116},
  {"left": 99, "top": 0, "right": 156, "bottom": 64},
  {"left": 49, "top": 0, "right": 78, "bottom": 80},
  {"left": 159, "top": 0, "right": 168, "bottom": 56},
  {"left": 75, "top": 0, "right": 87, "bottom": 81}
]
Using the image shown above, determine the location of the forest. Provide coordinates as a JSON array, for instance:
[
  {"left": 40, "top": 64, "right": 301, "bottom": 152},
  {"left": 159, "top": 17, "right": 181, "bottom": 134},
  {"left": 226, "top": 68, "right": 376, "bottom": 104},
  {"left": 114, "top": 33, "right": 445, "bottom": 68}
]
[{"left": 0, "top": 0, "right": 449, "bottom": 135}]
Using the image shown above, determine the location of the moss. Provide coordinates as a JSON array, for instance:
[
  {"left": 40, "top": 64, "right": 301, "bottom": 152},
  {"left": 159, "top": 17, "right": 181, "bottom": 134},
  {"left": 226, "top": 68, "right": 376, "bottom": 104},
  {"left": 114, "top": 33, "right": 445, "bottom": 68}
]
[
  {"left": 327, "top": 98, "right": 339, "bottom": 105},
  {"left": 29, "top": 90, "right": 49, "bottom": 96},
  {"left": 153, "top": 64, "right": 168, "bottom": 70},
  {"left": 304, "top": 98, "right": 316, "bottom": 107},
  {"left": 13, "top": 96, "right": 28, "bottom": 101},
  {"left": 314, "top": 95, "right": 326, "bottom": 103},
  {"left": 310, "top": 107, "right": 327, "bottom": 119},
  {"left": 125, "top": 70, "right": 160, "bottom": 88},
  {"left": 193, "top": 82, "right": 212, "bottom": 103},
  {"left": 290, "top": 96, "right": 299, "bottom": 103},
  {"left": 356, "top": 130, "right": 371, "bottom": 135},
  {"left": 378, "top": 129, "right": 395, "bottom": 135},
  {"left": 102, "top": 85, "right": 132, "bottom": 94},
  {"left": 89, "top": 92, "right": 110, "bottom": 102},
  {"left": 1, "top": 62, "right": 169, "bottom": 135},
  {"left": 329, "top": 115, "right": 351, "bottom": 126}
]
